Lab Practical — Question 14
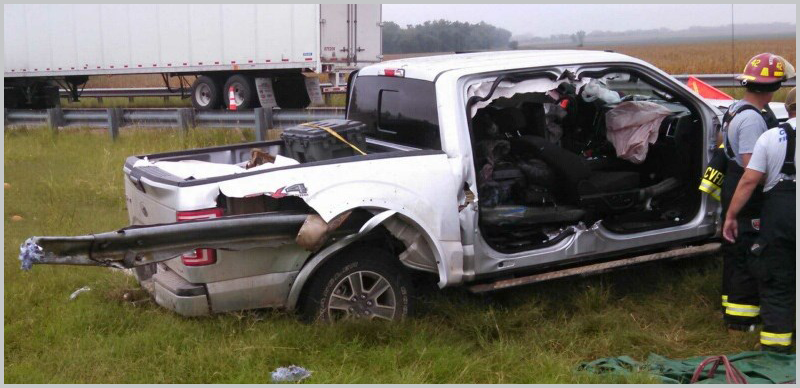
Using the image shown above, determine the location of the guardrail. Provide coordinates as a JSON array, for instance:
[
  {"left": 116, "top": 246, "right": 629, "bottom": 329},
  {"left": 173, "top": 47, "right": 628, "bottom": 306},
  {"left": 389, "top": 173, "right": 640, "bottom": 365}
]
[
  {"left": 60, "top": 83, "right": 345, "bottom": 103},
  {"left": 671, "top": 74, "right": 795, "bottom": 88},
  {"left": 4, "top": 107, "right": 345, "bottom": 141}
]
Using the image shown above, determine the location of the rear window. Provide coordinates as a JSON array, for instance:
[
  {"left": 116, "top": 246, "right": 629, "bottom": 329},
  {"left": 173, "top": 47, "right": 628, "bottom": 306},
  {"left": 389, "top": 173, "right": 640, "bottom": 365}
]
[{"left": 347, "top": 75, "right": 441, "bottom": 149}]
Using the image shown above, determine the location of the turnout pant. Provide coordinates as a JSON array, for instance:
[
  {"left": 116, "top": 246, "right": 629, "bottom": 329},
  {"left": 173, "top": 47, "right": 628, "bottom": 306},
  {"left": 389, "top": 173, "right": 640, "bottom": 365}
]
[
  {"left": 749, "top": 181, "right": 796, "bottom": 353},
  {"left": 721, "top": 164, "right": 764, "bottom": 328}
]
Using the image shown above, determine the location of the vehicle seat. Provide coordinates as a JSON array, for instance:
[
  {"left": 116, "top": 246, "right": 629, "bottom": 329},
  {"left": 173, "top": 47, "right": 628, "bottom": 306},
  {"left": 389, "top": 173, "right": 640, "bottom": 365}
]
[
  {"left": 491, "top": 107, "right": 527, "bottom": 138},
  {"left": 579, "top": 171, "right": 640, "bottom": 195},
  {"left": 513, "top": 136, "right": 676, "bottom": 214}
]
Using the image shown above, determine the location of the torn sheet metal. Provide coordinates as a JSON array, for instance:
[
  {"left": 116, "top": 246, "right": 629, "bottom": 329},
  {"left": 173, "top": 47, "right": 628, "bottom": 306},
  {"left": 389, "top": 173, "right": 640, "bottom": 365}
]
[
  {"left": 295, "top": 211, "right": 352, "bottom": 251},
  {"left": 218, "top": 150, "right": 464, "bottom": 286},
  {"left": 467, "top": 78, "right": 588, "bottom": 117},
  {"left": 382, "top": 217, "right": 437, "bottom": 273}
]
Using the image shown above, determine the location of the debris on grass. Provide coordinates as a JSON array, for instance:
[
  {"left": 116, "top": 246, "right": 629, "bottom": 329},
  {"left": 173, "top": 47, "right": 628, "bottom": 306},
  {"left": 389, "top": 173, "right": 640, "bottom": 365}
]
[
  {"left": 4, "top": 182, "right": 10, "bottom": 189},
  {"left": 11, "top": 215, "right": 24, "bottom": 222},
  {"left": 271, "top": 365, "right": 312, "bottom": 383},
  {"left": 69, "top": 286, "right": 92, "bottom": 301},
  {"left": 19, "top": 238, "right": 43, "bottom": 271}
]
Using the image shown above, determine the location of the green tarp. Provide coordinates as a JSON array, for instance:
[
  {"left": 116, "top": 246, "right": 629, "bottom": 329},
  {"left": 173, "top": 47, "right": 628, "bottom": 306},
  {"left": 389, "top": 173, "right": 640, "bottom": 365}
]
[{"left": 578, "top": 351, "right": 795, "bottom": 384}]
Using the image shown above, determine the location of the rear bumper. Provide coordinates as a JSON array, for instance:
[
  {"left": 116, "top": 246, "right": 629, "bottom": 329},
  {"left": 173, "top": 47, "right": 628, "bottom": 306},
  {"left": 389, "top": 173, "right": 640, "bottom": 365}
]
[
  {"left": 150, "top": 264, "right": 297, "bottom": 317},
  {"left": 152, "top": 267, "right": 210, "bottom": 317}
]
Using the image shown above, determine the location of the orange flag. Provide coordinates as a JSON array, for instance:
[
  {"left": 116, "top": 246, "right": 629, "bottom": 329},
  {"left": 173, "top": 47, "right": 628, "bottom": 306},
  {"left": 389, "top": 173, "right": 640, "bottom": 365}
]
[{"left": 686, "top": 76, "right": 733, "bottom": 100}]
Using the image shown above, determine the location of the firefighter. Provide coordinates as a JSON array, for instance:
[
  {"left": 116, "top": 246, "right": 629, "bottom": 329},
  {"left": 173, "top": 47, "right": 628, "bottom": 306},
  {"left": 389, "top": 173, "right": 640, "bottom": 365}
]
[
  {"left": 718, "top": 53, "right": 793, "bottom": 332},
  {"left": 722, "top": 87, "right": 796, "bottom": 352}
]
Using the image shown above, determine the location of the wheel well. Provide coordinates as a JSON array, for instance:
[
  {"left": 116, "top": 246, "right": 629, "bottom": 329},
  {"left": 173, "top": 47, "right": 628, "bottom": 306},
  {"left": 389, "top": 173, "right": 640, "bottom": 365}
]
[{"left": 293, "top": 214, "right": 440, "bottom": 311}]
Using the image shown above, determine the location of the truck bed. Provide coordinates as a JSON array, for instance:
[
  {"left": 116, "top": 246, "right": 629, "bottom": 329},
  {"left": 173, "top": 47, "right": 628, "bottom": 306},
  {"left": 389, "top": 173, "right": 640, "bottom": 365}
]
[{"left": 124, "top": 137, "right": 418, "bottom": 187}]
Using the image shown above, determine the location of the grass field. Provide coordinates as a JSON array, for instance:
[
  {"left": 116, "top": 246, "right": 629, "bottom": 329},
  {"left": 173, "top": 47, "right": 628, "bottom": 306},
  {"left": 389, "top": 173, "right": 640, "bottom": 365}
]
[{"left": 4, "top": 127, "right": 765, "bottom": 383}]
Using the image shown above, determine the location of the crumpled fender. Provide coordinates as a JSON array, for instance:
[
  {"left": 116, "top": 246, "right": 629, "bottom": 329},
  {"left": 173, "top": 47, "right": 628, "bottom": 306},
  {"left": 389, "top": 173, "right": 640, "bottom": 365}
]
[{"left": 285, "top": 208, "right": 464, "bottom": 310}]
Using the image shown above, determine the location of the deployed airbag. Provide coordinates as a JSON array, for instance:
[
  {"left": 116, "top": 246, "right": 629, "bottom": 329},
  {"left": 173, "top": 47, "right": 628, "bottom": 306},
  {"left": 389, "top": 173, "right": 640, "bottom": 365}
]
[{"left": 605, "top": 101, "right": 673, "bottom": 164}]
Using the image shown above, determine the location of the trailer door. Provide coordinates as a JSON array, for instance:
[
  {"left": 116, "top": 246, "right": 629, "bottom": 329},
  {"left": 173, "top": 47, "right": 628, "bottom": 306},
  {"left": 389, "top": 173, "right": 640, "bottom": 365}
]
[
  {"left": 353, "top": 4, "right": 382, "bottom": 64},
  {"left": 320, "top": 4, "right": 349, "bottom": 63}
]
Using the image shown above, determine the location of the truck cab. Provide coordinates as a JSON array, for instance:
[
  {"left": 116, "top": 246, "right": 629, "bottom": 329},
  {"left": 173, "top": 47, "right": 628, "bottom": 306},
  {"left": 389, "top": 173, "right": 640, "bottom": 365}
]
[{"left": 349, "top": 50, "right": 720, "bottom": 284}]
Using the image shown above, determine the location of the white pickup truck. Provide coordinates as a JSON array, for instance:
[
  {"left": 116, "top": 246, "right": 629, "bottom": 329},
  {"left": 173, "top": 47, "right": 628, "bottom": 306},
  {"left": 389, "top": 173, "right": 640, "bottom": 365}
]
[{"left": 24, "top": 50, "right": 785, "bottom": 321}]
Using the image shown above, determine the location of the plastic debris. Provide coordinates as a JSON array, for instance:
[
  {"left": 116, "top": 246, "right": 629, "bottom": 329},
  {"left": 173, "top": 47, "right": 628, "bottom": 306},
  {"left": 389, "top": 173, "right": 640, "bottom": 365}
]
[
  {"left": 271, "top": 365, "right": 312, "bottom": 383},
  {"left": 69, "top": 286, "right": 91, "bottom": 300},
  {"left": 19, "top": 238, "right": 44, "bottom": 271}
]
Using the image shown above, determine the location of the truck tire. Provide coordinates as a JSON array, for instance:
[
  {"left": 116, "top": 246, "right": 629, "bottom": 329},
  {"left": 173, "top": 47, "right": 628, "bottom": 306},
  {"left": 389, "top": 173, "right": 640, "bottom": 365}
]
[
  {"left": 191, "top": 76, "right": 222, "bottom": 110},
  {"left": 222, "top": 74, "right": 257, "bottom": 110},
  {"left": 299, "top": 246, "right": 413, "bottom": 322}
]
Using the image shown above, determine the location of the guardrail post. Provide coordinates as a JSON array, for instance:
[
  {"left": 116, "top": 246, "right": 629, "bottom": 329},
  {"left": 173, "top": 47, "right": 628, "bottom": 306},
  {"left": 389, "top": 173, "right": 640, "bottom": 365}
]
[
  {"left": 254, "top": 107, "right": 268, "bottom": 142},
  {"left": 265, "top": 107, "right": 274, "bottom": 129},
  {"left": 176, "top": 108, "right": 194, "bottom": 133},
  {"left": 107, "top": 108, "right": 122, "bottom": 140},
  {"left": 45, "top": 107, "right": 64, "bottom": 131}
]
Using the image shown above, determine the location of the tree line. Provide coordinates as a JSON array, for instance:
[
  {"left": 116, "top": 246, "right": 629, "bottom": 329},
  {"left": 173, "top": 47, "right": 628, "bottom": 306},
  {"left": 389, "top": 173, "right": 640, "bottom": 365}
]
[{"left": 382, "top": 20, "right": 513, "bottom": 54}]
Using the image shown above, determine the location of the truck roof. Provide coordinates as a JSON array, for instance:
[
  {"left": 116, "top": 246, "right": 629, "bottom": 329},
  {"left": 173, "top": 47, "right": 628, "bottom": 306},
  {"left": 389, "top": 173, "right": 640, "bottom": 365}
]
[{"left": 359, "top": 50, "right": 646, "bottom": 82}]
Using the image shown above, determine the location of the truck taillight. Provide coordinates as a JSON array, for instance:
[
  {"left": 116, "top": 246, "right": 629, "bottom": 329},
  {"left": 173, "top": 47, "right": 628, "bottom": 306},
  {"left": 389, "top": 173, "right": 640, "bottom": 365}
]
[
  {"left": 176, "top": 208, "right": 223, "bottom": 266},
  {"left": 382, "top": 68, "right": 405, "bottom": 77}
]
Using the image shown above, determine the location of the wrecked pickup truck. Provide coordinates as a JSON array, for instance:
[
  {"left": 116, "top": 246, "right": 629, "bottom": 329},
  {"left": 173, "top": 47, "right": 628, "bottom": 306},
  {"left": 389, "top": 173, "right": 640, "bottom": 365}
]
[{"left": 24, "top": 50, "right": 768, "bottom": 321}]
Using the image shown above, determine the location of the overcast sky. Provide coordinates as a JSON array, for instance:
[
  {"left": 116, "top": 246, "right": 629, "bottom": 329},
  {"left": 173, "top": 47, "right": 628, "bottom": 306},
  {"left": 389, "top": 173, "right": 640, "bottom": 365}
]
[{"left": 382, "top": 4, "right": 797, "bottom": 36}]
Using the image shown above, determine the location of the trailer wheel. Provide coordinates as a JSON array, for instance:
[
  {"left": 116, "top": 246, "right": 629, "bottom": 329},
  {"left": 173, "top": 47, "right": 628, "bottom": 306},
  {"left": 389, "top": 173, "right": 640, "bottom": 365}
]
[
  {"left": 299, "top": 246, "right": 413, "bottom": 323},
  {"left": 222, "top": 74, "right": 257, "bottom": 110},
  {"left": 190, "top": 76, "right": 222, "bottom": 110}
]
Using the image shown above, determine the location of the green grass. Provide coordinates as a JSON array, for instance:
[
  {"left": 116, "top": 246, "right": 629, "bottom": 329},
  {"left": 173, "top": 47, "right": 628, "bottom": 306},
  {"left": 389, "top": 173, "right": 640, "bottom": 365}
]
[{"left": 5, "top": 127, "right": 761, "bottom": 383}]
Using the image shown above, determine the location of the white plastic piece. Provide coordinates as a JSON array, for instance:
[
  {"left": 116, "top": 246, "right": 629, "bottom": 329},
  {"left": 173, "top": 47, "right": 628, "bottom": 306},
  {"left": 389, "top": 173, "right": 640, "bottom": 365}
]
[
  {"left": 69, "top": 286, "right": 91, "bottom": 300},
  {"left": 271, "top": 365, "right": 311, "bottom": 383}
]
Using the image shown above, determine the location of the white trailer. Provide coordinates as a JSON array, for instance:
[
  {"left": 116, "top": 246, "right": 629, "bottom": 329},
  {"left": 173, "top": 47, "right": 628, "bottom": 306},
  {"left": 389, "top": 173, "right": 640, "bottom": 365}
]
[{"left": 3, "top": 4, "right": 382, "bottom": 109}]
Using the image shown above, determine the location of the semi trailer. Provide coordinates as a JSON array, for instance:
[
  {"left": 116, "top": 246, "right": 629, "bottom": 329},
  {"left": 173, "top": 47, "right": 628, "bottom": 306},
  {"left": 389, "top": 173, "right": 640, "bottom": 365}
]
[{"left": 3, "top": 4, "right": 381, "bottom": 110}]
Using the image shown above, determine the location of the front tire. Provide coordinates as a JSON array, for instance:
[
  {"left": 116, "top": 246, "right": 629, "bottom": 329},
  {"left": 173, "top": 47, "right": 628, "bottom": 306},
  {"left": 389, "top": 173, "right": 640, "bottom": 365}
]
[{"left": 300, "top": 246, "right": 413, "bottom": 322}]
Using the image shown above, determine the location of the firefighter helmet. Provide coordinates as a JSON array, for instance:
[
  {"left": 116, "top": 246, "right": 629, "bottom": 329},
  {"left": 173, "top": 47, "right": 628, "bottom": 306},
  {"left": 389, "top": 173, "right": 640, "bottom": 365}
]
[{"left": 737, "top": 53, "right": 796, "bottom": 92}]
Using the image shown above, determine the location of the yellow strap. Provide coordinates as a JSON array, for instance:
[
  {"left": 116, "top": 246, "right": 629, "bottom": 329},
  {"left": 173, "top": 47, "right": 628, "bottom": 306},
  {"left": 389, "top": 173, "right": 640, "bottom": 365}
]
[
  {"left": 721, "top": 295, "right": 729, "bottom": 307},
  {"left": 300, "top": 123, "right": 367, "bottom": 156}
]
